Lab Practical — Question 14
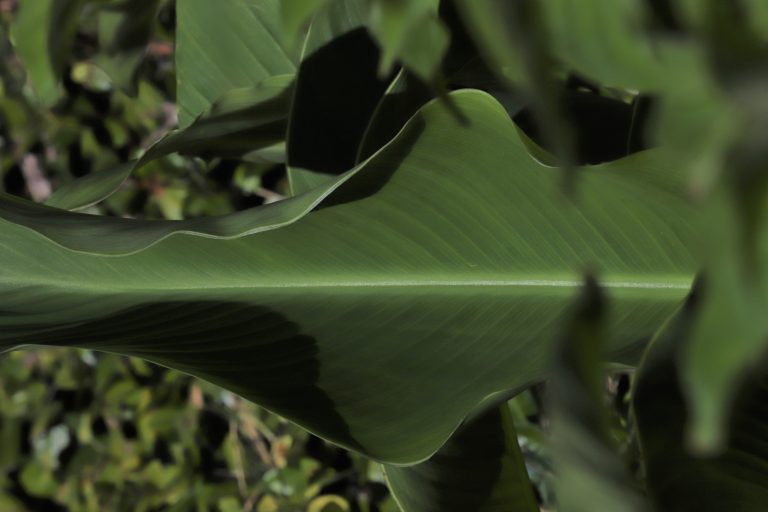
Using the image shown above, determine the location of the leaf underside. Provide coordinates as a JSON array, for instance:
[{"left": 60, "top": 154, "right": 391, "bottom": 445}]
[{"left": 0, "top": 90, "right": 694, "bottom": 464}]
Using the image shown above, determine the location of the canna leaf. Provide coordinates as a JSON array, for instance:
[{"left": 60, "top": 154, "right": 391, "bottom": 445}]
[{"left": 0, "top": 90, "right": 695, "bottom": 464}]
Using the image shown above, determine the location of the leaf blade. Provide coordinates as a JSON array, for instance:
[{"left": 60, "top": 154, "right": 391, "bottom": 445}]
[{"left": 0, "top": 91, "right": 695, "bottom": 464}]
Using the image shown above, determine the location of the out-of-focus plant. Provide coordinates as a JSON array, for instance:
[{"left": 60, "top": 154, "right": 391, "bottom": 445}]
[{"left": 0, "top": 349, "right": 394, "bottom": 511}]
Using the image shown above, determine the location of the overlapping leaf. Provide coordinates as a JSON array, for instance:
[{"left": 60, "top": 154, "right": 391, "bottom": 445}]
[{"left": 175, "top": 0, "right": 297, "bottom": 127}]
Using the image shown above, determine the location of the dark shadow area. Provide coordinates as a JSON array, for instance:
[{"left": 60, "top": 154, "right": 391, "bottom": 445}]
[
  {"left": 288, "top": 28, "right": 392, "bottom": 175},
  {"left": 12, "top": 301, "right": 362, "bottom": 453},
  {"left": 439, "top": 0, "right": 502, "bottom": 89},
  {"left": 318, "top": 116, "right": 426, "bottom": 209},
  {"left": 356, "top": 72, "right": 433, "bottom": 163},
  {"left": 645, "top": 0, "right": 684, "bottom": 33},
  {"left": 513, "top": 78, "right": 653, "bottom": 165},
  {"left": 633, "top": 281, "right": 768, "bottom": 509},
  {"left": 386, "top": 407, "right": 509, "bottom": 512}
]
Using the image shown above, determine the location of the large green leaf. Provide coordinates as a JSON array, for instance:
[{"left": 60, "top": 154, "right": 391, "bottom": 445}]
[
  {"left": 175, "top": 0, "right": 297, "bottom": 127},
  {"left": 634, "top": 283, "right": 768, "bottom": 510},
  {"left": 0, "top": 91, "right": 694, "bottom": 464},
  {"left": 384, "top": 404, "right": 538, "bottom": 512}
]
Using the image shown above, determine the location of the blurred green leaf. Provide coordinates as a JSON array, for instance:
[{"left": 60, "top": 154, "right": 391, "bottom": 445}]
[
  {"left": 20, "top": 460, "right": 57, "bottom": 497},
  {"left": 91, "top": 0, "right": 161, "bottom": 93},
  {"left": 307, "top": 494, "right": 351, "bottom": 512},
  {"left": 280, "top": 0, "right": 330, "bottom": 47},
  {"left": 10, "top": 0, "right": 77, "bottom": 105},
  {"left": 635, "top": 283, "right": 768, "bottom": 510},
  {"left": 549, "top": 276, "right": 649, "bottom": 512},
  {"left": 368, "top": 0, "right": 449, "bottom": 81}
]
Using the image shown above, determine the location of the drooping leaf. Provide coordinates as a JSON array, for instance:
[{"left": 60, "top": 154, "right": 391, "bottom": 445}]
[
  {"left": 384, "top": 405, "right": 538, "bottom": 512},
  {"left": 682, "top": 188, "right": 768, "bottom": 451},
  {"left": 0, "top": 91, "right": 695, "bottom": 464},
  {"left": 357, "top": 2, "right": 523, "bottom": 165},
  {"left": 634, "top": 282, "right": 768, "bottom": 510},
  {"left": 46, "top": 76, "right": 295, "bottom": 211}
]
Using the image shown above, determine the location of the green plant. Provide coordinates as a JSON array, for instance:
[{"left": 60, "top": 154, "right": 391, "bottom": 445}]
[{"left": 2, "top": 0, "right": 768, "bottom": 510}]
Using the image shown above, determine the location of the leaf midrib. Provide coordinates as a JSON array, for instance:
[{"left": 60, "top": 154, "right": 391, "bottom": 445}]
[{"left": 4, "top": 275, "right": 692, "bottom": 295}]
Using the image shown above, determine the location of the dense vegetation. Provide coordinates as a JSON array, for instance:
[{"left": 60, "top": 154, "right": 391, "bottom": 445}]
[{"left": 2, "top": 0, "right": 768, "bottom": 511}]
